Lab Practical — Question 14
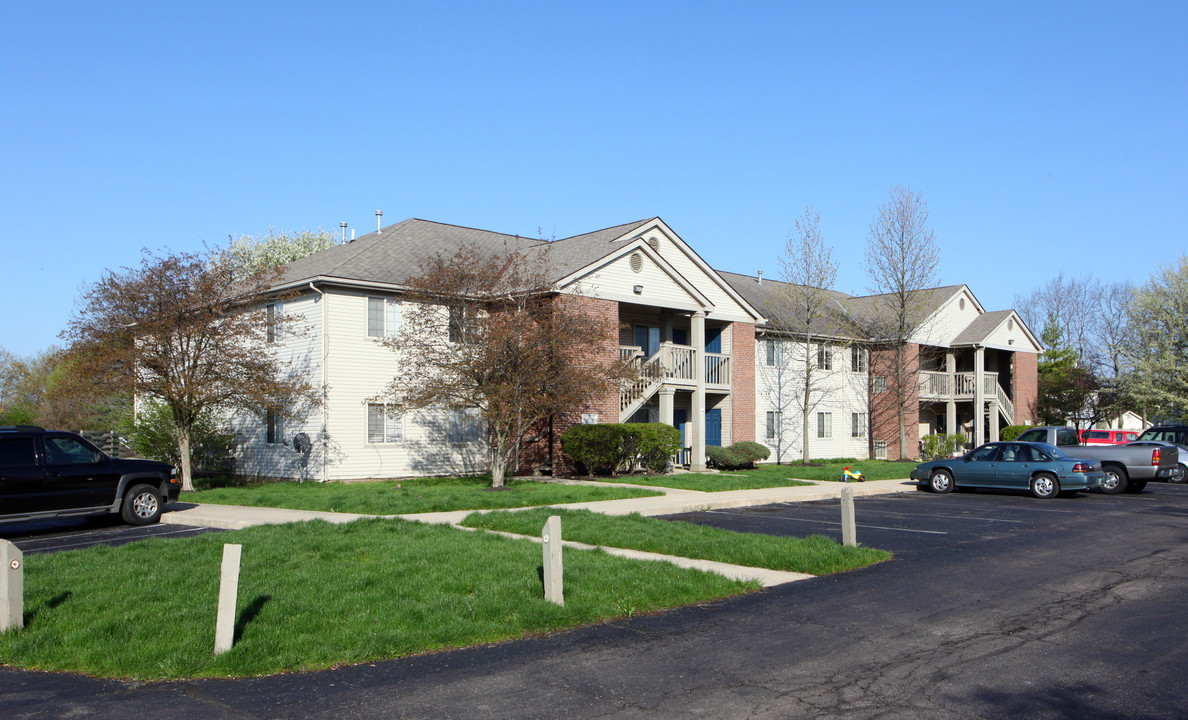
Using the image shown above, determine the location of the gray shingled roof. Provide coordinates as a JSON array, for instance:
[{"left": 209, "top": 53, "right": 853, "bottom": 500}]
[
  {"left": 274, "top": 217, "right": 655, "bottom": 289},
  {"left": 718, "top": 271, "right": 860, "bottom": 338},
  {"left": 951, "top": 309, "right": 1013, "bottom": 345}
]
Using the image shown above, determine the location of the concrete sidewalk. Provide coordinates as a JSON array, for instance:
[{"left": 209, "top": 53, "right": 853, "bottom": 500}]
[{"left": 160, "top": 477, "right": 917, "bottom": 586}]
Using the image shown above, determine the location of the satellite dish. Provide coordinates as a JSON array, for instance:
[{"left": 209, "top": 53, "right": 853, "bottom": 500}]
[{"left": 293, "top": 432, "right": 312, "bottom": 454}]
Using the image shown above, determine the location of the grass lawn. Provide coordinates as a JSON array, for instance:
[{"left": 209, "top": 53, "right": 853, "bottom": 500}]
[
  {"left": 755, "top": 459, "right": 916, "bottom": 483},
  {"left": 184, "top": 475, "right": 663, "bottom": 514},
  {"left": 0, "top": 518, "right": 757, "bottom": 679},
  {"left": 461, "top": 508, "right": 892, "bottom": 575}
]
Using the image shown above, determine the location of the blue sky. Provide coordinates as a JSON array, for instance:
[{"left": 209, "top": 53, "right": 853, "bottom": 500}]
[{"left": 3, "top": 1, "right": 1185, "bottom": 357}]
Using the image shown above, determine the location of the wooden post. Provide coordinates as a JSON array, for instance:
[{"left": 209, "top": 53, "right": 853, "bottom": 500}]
[
  {"left": 542, "top": 515, "right": 563, "bottom": 605},
  {"left": 840, "top": 486, "right": 857, "bottom": 547},
  {"left": 214, "top": 544, "right": 242, "bottom": 654},
  {"left": 1, "top": 540, "right": 23, "bottom": 633}
]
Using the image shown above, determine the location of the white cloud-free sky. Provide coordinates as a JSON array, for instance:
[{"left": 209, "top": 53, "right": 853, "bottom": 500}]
[{"left": 3, "top": 1, "right": 1184, "bottom": 357}]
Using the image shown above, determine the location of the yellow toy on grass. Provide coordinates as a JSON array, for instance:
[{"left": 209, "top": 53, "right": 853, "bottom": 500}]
[{"left": 840, "top": 466, "right": 866, "bottom": 483}]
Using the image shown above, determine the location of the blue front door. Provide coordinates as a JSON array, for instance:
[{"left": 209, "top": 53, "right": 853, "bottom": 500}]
[
  {"left": 705, "top": 327, "right": 722, "bottom": 353},
  {"left": 705, "top": 408, "right": 722, "bottom": 447}
]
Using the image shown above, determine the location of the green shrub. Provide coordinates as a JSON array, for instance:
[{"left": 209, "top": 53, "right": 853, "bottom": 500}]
[
  {"left": 707, "top": 441, "right": 769, "bottom": 470},
  {"left": 622, "top": 423, "right": 682, "bottom": 473},
  {"left": 123, "top": 400, "right": 235, "bottom": 473},
  {"left": 560, "top": 424, "right": 627, "bottom": 476},
  {"left": 732, "top": 441, "right": 770, "bottom": 463},
  {"left": 561, "top": 423, "right": 683, "bottom": 476},
  {"left": 1000, "top": 425, "right": 1030, "bottom": 441},
  {"left": 920, "top": 433, "right": 968, "bottom": 460}
]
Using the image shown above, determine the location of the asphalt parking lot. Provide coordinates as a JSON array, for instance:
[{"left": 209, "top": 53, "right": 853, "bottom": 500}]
[
  {"left": 663, "top": 480, "right": 1188, "bottom": 557},
  {"left": 0, "top": 516, "right": 219, "bottom": 555}
]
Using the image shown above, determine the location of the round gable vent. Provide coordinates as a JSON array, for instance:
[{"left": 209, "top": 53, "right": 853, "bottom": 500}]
[
  {"left": 647, "top": 236, "right": 660, "bottom": 253},
  {"left": 959, "top": 298, "right": 966, "bottom": 310},
  {"left": 630, "top": 252, "right": 644, "bottom": 273},
  {"left": 1008, "top": 318, "right": 1015, "bottom": 331}
]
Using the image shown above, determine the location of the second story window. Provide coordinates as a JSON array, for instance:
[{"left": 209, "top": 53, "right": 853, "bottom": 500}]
[
  {"left": 817, "top": 343, "right": 832, "bottom": 370},
  {"left": 367, "top": 298, "right": 402, "bottom": 338},
  {"left": 850, "top": 346, "right": 867, "bottom": 373},
  {"left": 266, "top": 302, "right": 282, "bottom": 343}
]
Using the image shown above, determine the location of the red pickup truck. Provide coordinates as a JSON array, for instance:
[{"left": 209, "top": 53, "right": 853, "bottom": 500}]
[{"left": 1080, "top": 429, "right": 1138, "bottom": 445}]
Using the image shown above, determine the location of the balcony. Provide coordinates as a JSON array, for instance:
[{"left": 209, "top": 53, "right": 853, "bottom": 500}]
[{"left": 918, "top": 370, "right": 1015, "bottom": 422}]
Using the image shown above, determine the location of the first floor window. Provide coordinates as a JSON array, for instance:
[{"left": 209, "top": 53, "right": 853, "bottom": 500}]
[
  {"left": 367, "top": 403, "right": 403, "bottom": 443},
  {"left": 766, "top": 411, "right": 782, "bottom": 440},
  {"left": 851, "top": 412, "right": 866, "bottom": 438},
  {"left": 874, "top": 440, "right": 888, "bottom": 459},
  {"left": 266, "top": 410, "right": 283, "bottom": 444},
  {"left": 817, "top": 412, "right": 832, "bottom": 439},
  {"left": 448, "top": 407, "right": 482, "bottom": 442}
]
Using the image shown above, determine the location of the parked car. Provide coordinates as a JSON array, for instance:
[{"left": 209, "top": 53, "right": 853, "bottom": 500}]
[
  {"left": 0, "top": 425, "right": 178, "bottom": 526},
  {"left": 1080, "top": 429, "right": 1138, "bottom": 445},
  {"left": 1135, "top": 425, "right": 1188, "bottom": 482},
  {"left": 1012, "top": 426, "right": 1179, "bottom": 493},
  {"left": 912, "top": 441, "right": 1106, "bottom": 499}
]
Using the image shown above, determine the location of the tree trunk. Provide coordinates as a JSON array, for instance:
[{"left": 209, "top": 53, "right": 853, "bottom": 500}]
[
  {"left": 178, "top": 427, "right": 195, "bottom": 493},
  {"left": 896, "top": 344, "right": 908, "bottom": 460}
]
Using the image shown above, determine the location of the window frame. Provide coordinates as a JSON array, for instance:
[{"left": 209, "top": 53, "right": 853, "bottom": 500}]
[
  {"left": 765, "top": 410, "right": 782, "bottom": 440},
  {"left": 851, "top": 412, "right": 866, "bottom": 438},
  {"left": 850, "top": 346, "right": 867, "bottom": 373},
  {"left": 367, "top": 297, "right": 402, "bottom": 339},
  {"left": 817, "top": 411, "right": 832, "bottom": 439},
  {"left": 367, "top": 402, "right": 403, "bottom": 444},
  {"left": 816, "top": 343, "right": 832, "bottom": 371}
]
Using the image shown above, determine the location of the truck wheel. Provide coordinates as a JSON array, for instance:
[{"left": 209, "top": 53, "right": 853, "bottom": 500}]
[
  {"left": 1100, "top": 466, "right": 1128, "bottom": 495},
  {"left": 121, "top": 484, "right": 163, "bottom": 525},
  {"left": 929, "top": 470, "right": 954, "bottom": 494},
  {"left": 1172, "top": 464, "right": 1187, "bottom": 484},
  {"left": 1125, "top": 479, "right": 1147, "bottom": 493},
  {"left": 1031, "top": 473, "right": 1059, "bottom": 499}
]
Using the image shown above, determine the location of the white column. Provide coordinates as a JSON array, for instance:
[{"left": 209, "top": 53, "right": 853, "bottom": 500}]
[
  {"left": 659, "top": 387, "right": 675, "bottom": 428},
  {"left": 945, "top": 350, "right": 957, "bottom": 439},
  {"left": 691, "top": 311, "right": 706, "bottom": 471},
  {"left": 974, "top": 346, "right": 985, "bottom": 447},
  {"left": 989, "top": 400, "right": 1000, "bottom": 442}
]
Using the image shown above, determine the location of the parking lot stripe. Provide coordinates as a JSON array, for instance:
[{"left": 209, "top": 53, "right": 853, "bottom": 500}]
[{"left": 705, "top": 509, "right": 949, "bottom": 535}]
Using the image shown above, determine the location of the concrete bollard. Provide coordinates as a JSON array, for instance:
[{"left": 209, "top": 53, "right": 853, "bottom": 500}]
[
  {"left": 542, "top": 515, "right": 563, "bottom": 606},
  {"left": 1, "top": 540, "right": 23, "bottom": 633},
  {"left": 840, "top": 485, "right": 857, "bottom": 547},
  {"left": 214, "top": 544, "right": 242, "bottom": 654}
]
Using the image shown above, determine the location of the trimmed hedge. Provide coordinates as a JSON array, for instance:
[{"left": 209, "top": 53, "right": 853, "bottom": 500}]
[
  {"left": 560, "top": 423, "right": 682, "bottom": 476},
  {"left": 920, "top": 433, "right": 967, "bottom": 460},
  {"left": 706, "top": 441, "right": 770, "bottom": 470},
  {"left": 1000, "top": 425, "right": 1030, "bottom": 441}
]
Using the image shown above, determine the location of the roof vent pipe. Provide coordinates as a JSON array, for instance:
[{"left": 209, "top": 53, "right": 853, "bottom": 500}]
[
  {"left": 340, "top": 222, "right": 347, "bottom": 243},
  {"left": 351, "top": 229, "right": 355, "bottom": 241},
  {"left": 376, "top": 209, "right": 383, "bottom": 235},
  {"left": 757, "top": 270, "right": 763, "bottom": 285}
]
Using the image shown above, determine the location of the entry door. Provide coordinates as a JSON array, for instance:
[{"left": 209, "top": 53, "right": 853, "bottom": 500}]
[
  {"left": 705, "top": 408, "right": 722, "bottom": 447},
  {"left": 634, "top": 325, "right": 660, "bottom": 358},
  {"left": 674, "top": 409, "right": 688, "bottom": 447},
  {"left": 705, "top": 327, "right": 722, "bottom": 353}
]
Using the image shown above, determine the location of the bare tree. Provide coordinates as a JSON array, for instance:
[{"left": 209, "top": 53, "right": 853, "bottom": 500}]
[
  {"left": 63, "top": 249, "right": 317, "bottom": 491},
  {"left": 379, "top": 243, "right": 623, "bottom": 488},
  {"left": 863, "top": 185, "right": 940, "bottom": 460},
  {"left": 766, "top": 208, "right": 840, "bottom": 463}
]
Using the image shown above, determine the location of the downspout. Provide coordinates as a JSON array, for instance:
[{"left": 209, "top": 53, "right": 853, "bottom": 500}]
[{"left": 309, "top": 282, "right": 329, "bottom": 483}]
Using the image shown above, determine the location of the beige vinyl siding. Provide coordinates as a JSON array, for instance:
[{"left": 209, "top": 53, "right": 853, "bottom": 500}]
[
  {"left": 575, "top": 250, "right": 703, "bottom": 311},
  {"left": 983, "top": 313, "right": 1040, "bottom": 352},
  {"left": 642, "top": 227, "right": 756, "bottom": 323},
  {"left": 914, "top": 288, "right": 980, "bottom": 347}
]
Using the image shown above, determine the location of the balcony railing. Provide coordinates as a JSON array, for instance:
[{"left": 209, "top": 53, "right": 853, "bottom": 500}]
[
  {"left": 706, "top": 352, "right": 731, "bottom": 385},
  {"left": 917, "top": 370, "right": 1015, "bottom": 421}
]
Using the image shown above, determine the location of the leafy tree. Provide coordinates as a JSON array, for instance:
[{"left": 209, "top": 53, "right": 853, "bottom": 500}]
[
  {"left": 862, "top": 185, "right": 940, "bottom": 459},
  {"left": 62, "top": 249, "right": 317, "bottom": 491},
  {"left": 225, "top": 228, "right": 337, "bottom": 272},
  {"left": 1122, "top": 256, "right": 1188, "bottom": 421},
  {"left": 124, "top": 400, "right": 235, "bottom": 472},
  {"left": 1036, "top": 322, "right": 1101, "bottom": 427},
  {"left": 379, "top": 243, "right": 624, "bottom": 488}
]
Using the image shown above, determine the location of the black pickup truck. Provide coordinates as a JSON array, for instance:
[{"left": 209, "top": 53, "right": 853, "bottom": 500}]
[{"left": 0, "top": 426, "right": 178, "bottom": 525}]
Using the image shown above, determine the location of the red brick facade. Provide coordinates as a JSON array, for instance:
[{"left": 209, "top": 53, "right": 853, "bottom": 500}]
[
  {"left": 871, "top": 343, "right": 921, "bottom": 461},
  {"left": 1013, "top": 351, "right": 1038, "bottom": 427},
  {"left": 731, "top": 321, "right": 756, "bottom": 442}
]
